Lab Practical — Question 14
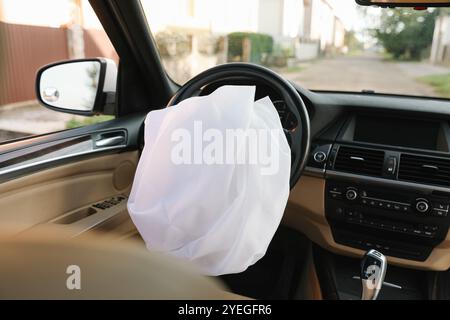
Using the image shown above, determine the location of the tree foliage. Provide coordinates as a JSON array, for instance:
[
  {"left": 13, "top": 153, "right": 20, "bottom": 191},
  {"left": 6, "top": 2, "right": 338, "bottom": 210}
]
[
  {"left": 345, "top": 31, "right": 363, "bottom": 53},
  {"left": 374, "top": 9, "right": 439, "bottom": 60},
  {"left": 227, "top": 32, "right": 273, "bottom": 64}
]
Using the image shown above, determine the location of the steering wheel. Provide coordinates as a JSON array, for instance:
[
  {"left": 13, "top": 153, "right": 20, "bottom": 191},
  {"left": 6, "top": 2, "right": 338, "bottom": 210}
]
[{"left": 168, "top": 63, "right": 311, "bottom": 188}]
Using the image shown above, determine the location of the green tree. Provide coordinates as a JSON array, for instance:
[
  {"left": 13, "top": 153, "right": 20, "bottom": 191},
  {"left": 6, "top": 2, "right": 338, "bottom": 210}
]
[
  {"left": 375, "top": 9, "right": 439, "bottom": 60},
  {"left": 345, "top": 31, "right": 363, "bottom": 53}
]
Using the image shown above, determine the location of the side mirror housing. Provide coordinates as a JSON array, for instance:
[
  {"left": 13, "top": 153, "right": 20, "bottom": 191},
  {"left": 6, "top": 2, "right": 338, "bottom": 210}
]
[{"left": 36, "top": 58, "right": 117, "bottom": 116}]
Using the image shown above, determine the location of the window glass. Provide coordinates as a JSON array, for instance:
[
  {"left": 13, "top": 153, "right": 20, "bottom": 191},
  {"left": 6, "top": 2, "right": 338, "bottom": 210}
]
[
  {"left": 141, "top": 0, "right": 450, "bottom": 99},
  {"left": 0, "top": 0, "right": 118, "bottom": 142}
]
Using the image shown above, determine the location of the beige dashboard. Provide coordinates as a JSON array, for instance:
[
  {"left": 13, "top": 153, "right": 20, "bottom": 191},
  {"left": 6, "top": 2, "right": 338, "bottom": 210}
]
[
  {"left": 284, "top": 175, "right": 450, "bottom": 271},
  {"left": 2, "top": 149, "right": 449, "bottom": 272}
]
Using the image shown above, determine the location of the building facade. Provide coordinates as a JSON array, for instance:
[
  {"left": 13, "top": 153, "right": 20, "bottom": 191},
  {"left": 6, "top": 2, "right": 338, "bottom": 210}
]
[
  {"left": 431, "top": 14, "right": 450, "bottom": 66},
  {"left": 142, "top": 0, "right": 347, "bottom": 60}
]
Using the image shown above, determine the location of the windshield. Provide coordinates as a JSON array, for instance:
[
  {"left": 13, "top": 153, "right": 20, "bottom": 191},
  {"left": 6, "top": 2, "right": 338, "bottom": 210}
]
[{"left": 141, "top": 0, "right": 450, "bottom": 99}]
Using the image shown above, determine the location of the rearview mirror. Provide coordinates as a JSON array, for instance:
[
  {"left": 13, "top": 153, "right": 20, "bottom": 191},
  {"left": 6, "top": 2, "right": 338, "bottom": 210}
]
[
  {"left": 36, "top": 58, "right": 117, "bottom": 116},
  {"left": 356, "top": 0, "right": 450, "bottom": 7}
]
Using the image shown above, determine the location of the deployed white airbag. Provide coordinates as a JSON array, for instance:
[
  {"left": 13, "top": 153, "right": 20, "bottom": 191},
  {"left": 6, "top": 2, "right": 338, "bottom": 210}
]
[{"left": 127, "top": 85, "right": 291, "bottom": 275}]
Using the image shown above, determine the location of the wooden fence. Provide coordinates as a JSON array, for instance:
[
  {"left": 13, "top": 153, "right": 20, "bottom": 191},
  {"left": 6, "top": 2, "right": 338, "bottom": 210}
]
[{"left": 0, "top": 22, "right": 118, "bottom": 106}]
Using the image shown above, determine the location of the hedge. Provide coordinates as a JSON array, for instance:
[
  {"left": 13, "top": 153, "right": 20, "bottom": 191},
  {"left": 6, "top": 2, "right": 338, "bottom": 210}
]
[{"left": 227, "top": 32, "right": 274, "bottom": 64}]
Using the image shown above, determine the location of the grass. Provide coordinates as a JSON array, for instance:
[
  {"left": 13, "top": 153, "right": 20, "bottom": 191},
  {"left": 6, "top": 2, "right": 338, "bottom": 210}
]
[
  {"left": 418, "top": 73, "right": 450, "bottom": 99},
  {"left": 381, "top": 52, "right": 395, "bottom": 61},
  {"left": 66, "top": 115, "right": 115, "bottom": 129},
  {"left": 282, "top": 65, "right": 305, "bottom": 73},
  {"left": 346, "top": 50, "right": 364, "bottom": 57},
  {"left": 381, "top": 51, "right": 423, "bottom": 62}
]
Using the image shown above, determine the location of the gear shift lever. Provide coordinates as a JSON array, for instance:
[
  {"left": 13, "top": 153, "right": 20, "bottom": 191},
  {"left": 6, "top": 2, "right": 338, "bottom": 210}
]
[{"left": 361, "top": 249, "right": 387, "bottom": 300}]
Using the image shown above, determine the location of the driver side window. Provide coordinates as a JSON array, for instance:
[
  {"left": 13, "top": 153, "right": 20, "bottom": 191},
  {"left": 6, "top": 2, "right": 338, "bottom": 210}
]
[{"left": 0, "top": 0, "right": 117, "bottom": 143}]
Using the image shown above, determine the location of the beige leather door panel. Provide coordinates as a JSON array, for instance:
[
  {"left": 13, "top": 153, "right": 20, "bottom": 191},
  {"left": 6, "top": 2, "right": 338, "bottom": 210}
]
[{"left": 0, "top": 151, "right": 138, "bottom": 237}]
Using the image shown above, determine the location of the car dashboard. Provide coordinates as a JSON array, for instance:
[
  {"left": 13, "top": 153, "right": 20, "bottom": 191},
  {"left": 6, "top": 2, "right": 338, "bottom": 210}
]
[
  {"left": 285, "top": 86, "right": 450, "bottom": 272},
  {"left": 192, "top": 80, "right": 450, "bottom": 271}
]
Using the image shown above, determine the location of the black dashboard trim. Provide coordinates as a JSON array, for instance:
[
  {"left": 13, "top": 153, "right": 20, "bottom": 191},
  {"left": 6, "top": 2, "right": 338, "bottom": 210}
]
[{"left": 326, "top": 170, "right": 450, "bottom": 194}]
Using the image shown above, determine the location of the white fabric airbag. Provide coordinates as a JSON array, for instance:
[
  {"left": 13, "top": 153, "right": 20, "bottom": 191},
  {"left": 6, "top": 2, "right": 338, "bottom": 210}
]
[{"left": 127, "top": 85, "right": 291, "bottom": 275}]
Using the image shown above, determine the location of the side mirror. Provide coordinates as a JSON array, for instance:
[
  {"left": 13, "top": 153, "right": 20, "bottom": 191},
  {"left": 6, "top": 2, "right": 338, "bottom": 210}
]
[{"left": 36, "top": 58, "right": 117, "bottom": 116}]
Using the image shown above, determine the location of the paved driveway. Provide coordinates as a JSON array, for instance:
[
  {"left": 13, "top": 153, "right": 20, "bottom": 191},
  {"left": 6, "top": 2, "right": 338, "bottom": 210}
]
[
  {"left": 0, "top": 101, "right": 76, "bottom": 137},
  {"left": 281, "top": 53, "right": 450, "bottom": 97}
]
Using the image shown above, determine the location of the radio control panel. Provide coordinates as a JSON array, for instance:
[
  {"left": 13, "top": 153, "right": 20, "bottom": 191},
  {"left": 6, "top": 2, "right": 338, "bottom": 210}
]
[{"left": 325, "top": 181, "right": 450, "bottom": 261}]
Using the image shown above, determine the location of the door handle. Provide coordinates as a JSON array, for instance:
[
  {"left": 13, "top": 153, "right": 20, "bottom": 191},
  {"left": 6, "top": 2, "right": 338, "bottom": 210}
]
[{"left": 95, "top": 135, "right": 126, "bottom": 148}]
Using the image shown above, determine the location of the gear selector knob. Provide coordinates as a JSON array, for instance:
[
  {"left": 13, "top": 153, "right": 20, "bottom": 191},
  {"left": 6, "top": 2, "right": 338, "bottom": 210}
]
[{"left": 361, "top": 249, "right": 387, "bottom": 300}]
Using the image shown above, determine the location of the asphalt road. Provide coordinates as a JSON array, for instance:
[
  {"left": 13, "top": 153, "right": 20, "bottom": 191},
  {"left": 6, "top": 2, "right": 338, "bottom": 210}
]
[
  {"left": 0, "top": 101, "right": 75, "bottom": 137},
  {"left": 281, "top": 53, "right": 450, "bottom": 97},
  {"left": 0, "top": 130, "right": 29, "bottom": 141}
]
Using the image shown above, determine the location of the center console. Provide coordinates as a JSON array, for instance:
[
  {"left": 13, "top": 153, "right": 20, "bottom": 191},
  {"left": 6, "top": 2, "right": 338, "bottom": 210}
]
[
  {"left": 325, "top": 179, "right": 450, "bottom": 261},
  {"left": 308, "top": 113, "right": 450, "bottom": 263}
]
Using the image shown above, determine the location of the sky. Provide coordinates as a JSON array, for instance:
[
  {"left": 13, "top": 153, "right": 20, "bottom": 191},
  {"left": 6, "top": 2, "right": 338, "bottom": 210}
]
[
  {"left": 0, "top": 0, "right": 365, "bottom": 30},
  {"left": 0, "top": 0, "right": 385, "bottom": 36},
  {"left": 0, "top": 0, "right": 102, "bottom": 28},
  {"left": 327, "top": 0, "right": 361, "bottom": 30}
]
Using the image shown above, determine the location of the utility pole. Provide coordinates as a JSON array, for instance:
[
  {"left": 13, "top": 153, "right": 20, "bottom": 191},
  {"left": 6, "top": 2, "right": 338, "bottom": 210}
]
[
  {"left": 66, "top": 0, "right": 85, "bottom": 59},
  {"left": 0, "top": 0, "right": 5, "bottom": 22}
]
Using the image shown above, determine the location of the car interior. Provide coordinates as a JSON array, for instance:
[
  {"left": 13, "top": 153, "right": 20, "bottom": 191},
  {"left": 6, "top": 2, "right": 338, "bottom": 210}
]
[{"left": 1, "top": 0, "right": 450, "bottom": 300}]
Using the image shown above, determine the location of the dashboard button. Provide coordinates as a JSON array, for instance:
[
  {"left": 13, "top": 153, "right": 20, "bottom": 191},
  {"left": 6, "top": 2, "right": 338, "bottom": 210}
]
[
  {"left": 330, "top": 192, "right": 342, "bottom": 200},
  {"left": 330, "top": 186, "right": 341, "bottom": 192},
  {"left": 433, "top": 203, "right": 449, "bottom": 212},
  {"left": 329, "top": 187, "right": 342, "bottom": 199},
  {"left": 415, "top": 199, "right": 429, "bottom": 213},
  {"left": 433, "top": 209, "right": 448, "bottom": 217},
  {"left": 313, "top": 151, "right": 327, "bottom": 163},
  {"left": 346, "top": 189, "right": 358, "bottom": 201},
  {"left": 385, "top": 156, "right": 398, "bottom": 176},
  {"left": 346, "top": 210, "right": 357, "bottom": 218}
]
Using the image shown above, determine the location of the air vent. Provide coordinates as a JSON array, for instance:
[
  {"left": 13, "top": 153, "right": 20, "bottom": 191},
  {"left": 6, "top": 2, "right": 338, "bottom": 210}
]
[
  {"left": 334, "top": 146, "right": 385, "bottom": 177},
  {"left": 399, "top": 154, "right": 450, "bottom": 187}
]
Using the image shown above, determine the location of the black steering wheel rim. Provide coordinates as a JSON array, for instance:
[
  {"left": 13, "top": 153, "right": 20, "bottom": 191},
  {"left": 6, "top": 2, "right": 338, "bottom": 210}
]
[{"left": 168, "top": 62, "right": 311, "bottom": 188}]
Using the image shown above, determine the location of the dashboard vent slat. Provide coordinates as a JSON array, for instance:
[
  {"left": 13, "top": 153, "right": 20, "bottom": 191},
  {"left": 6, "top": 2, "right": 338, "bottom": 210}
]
[
  {"left": 399, "top": 154, "right": 450, "bottom": 187},
  {"left": 334, "top": 146, "right": 384, "bottom": 177}
]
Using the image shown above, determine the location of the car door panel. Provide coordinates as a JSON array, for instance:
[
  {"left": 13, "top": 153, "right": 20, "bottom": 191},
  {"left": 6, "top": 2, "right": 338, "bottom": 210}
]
[
  {"left": 0, "top": 114, "right": 145, "bottom": 238},
  {"left": 0, "top": 150, "right": 139, "bottom": 237}
]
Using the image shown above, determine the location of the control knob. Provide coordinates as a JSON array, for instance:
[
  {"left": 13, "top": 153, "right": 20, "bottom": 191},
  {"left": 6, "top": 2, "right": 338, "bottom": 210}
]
[
  {"left": 313, "top": 151, "right": 327, "bottom": 163},
  {"left": 346, "top": 189, "right": 358, "bottom": 201},
  {"left": 415, "top": 199, "right": 429, "bottom": 213}
]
